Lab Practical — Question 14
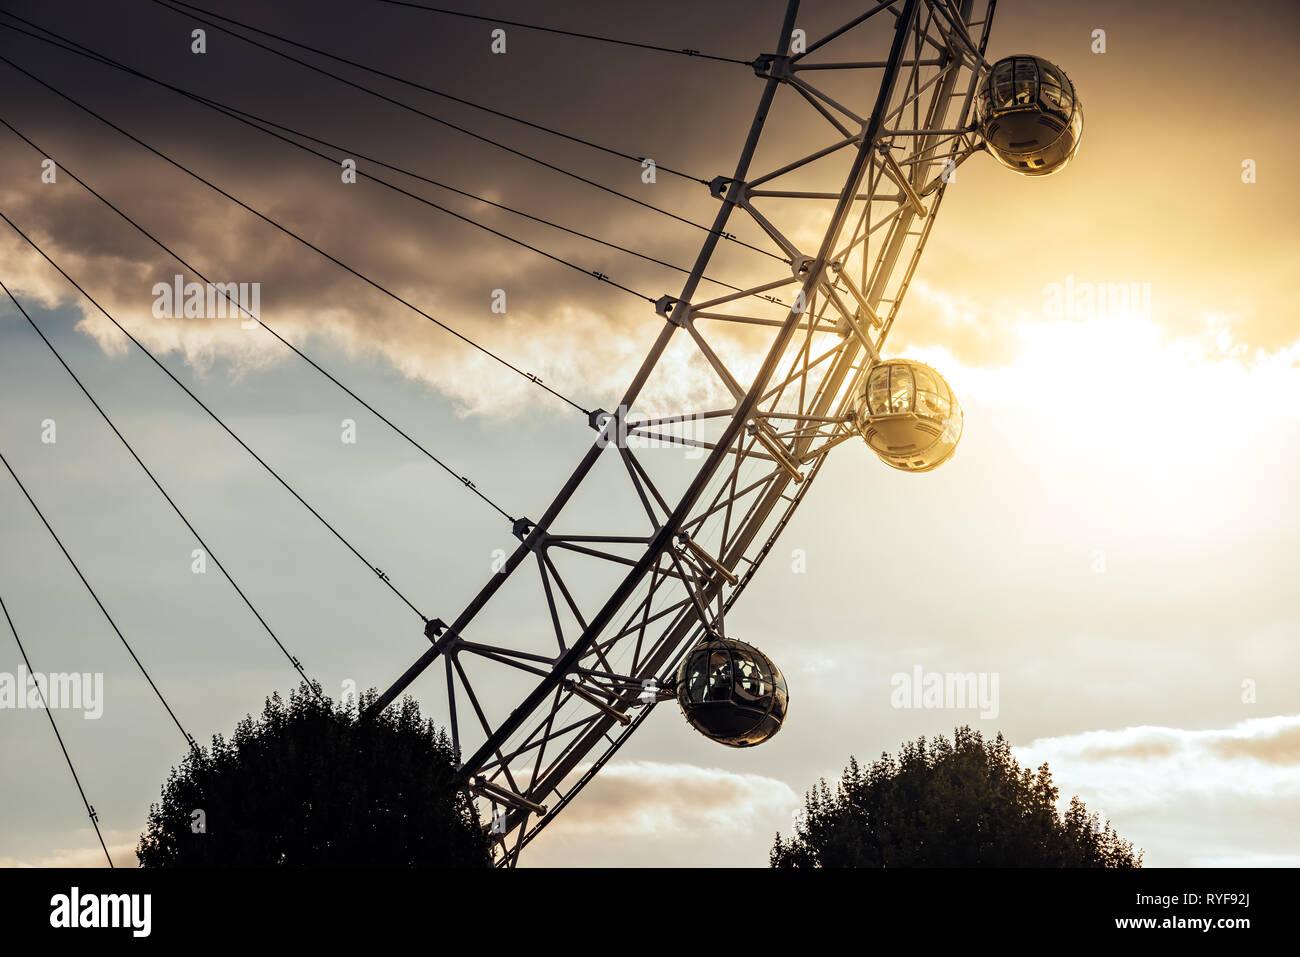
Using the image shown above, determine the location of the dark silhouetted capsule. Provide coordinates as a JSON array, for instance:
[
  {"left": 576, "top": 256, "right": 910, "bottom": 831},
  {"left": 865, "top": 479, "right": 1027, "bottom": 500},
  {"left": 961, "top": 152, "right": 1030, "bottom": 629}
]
[{"left": 676, "top": 638, "right": 787, "bottom": 747}]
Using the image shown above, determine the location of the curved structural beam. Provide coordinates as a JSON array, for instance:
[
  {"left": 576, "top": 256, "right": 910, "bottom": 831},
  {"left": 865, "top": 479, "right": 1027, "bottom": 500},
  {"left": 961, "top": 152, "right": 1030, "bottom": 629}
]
[{"left": 368, "top": 0, "right": 994, "bottom": 867}]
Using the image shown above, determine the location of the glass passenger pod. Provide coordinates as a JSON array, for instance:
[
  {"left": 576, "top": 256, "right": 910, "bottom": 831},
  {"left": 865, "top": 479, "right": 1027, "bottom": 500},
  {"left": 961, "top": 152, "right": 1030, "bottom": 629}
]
[
  {"left": 976, "top": 55, "right": 1083, "bottom": 176},
  {"left": 856, "top": 359, "right": 962, "bottom": 472},
  {"left": 676, "top": 638, "right": 788, "bottom": 748}
]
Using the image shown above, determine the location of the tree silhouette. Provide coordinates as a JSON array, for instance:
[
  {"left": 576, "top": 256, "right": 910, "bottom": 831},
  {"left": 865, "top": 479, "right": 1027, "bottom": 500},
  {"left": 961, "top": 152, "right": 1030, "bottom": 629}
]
[
  {"left": 771, "top": 726, "right": 1141, "bottom": 868},
  {"left": 137, "top": 683, "right": 492, "bottom": 867}
]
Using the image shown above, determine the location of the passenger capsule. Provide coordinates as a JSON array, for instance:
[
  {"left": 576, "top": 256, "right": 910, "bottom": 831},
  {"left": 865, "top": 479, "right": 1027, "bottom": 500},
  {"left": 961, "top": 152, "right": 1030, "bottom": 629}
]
[
  {"left": 855, "top": 359, "right": 962, "bottom": 472},
  {"left": 976, "top": 55, "right": 1083, "bottom": 176},
  {"left": 676, "top": 638, "right": 788, "bottom": 748}
]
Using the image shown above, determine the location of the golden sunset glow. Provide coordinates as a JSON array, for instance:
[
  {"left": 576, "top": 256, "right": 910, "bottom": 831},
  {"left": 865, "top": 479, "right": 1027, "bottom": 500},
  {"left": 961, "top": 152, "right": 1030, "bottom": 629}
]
[{"left": 1, "top": 0, "right": 1297, "bottom": 876}]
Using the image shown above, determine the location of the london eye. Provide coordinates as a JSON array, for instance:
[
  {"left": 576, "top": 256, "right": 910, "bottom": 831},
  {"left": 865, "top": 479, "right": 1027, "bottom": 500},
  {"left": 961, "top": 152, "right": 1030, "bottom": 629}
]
[{"left": 0, "top": 0, "right": 1088, "bottom": 869}]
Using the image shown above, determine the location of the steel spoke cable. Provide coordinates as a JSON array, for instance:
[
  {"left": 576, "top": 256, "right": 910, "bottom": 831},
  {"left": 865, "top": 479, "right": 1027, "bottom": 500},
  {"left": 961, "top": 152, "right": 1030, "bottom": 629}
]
[
  {"left": 228, "top": 121, "right": 663, "bottom": 304},
  {"left": 0, "top": 450, "right": 196, "bottom": 750},
  {"left": 0, "top": 210, "right": 431, "bottom": 624},
  {"left": 1, "top": 277, "right": 324, "bottom": 698},
  {"left": 2, "top": 38, "right": 653, "bottom": 306},
  {"left": 138, "top": 0, "right": 713, "bottom": 185},
  {"left": 0, "top": 113, "right": 518, "bottom": 526},
  {"left": 370, "top": 0, "right": 755, "bottom": 66},
  {"left": 0, "top": 18, "right": 769, "bottom": 305},
  {"left": 0, "top": 589, "right": 115, "bottom": 867},
  {"left": 235, "top": 109, "right": 760, "bottom": 301},
  {"left": 0, "top": 48, "right": 590, "bottom": 417},
  {"left": 131, "top": 1, "right": 788, "bottom": 264}
]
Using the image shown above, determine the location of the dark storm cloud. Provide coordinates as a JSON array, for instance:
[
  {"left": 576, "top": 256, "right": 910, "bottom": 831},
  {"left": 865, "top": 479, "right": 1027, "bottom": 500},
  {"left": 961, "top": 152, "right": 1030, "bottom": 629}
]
[
  {"left": 1, "top": 0, "right": 836, "bottom": 413},
  {"left": 5, "top": 0, "right": 1300, "bottom": 414}
]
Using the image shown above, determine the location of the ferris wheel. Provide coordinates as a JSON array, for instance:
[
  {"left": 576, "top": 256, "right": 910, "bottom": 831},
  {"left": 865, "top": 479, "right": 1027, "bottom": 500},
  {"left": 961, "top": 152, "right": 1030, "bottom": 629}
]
[
  {"left": 0, "top": 0, "right": 1084, "bottom": 869},
  {"left": 359, "top": 0, "right": 1085, "bottom": 865}
]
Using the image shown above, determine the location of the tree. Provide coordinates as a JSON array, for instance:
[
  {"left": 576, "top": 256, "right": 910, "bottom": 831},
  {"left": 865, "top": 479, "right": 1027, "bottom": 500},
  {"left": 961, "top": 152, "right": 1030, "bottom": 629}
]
[
  {"left": 137, "top": 683, "right": 492, "bottom": 867},
  {"left": 771, "top": 726, "right": 1140, "bottom": 868}
]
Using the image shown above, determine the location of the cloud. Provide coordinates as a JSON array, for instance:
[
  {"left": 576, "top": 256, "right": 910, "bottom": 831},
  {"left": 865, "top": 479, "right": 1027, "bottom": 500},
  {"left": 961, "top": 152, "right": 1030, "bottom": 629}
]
[
  {"left": 0, "top": 829, "right": 137, "bottom": 868},
  {"left": 1048, "top": 716, "right": 1300, "bottom": 767},
  {"left": 519, "top": 760, "right": 800, "bottom": 866},
  {"left": 0, "top": 152, "right": 785, "bottom": 420},
  {"left": 1020, "top": 714, "right": 1300, "bottom": 770},
  {"left": 9, "top": 21, "right": 1298, "bottom": 428},
  {"left": 1208, "top": 723, "right": 1300, "bottom": 765},
  {"left": 1015, "top": 715, "right": 1300, "bottom": 865},
  {"left": 538, "top": 760, "right": 798, "bottom": 837}
]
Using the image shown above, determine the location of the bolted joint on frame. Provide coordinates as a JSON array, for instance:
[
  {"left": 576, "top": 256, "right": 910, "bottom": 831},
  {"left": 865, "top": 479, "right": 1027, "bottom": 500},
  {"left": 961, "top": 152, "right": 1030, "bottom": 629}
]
[
  {"left": 655, "top": 294, "right": 690, "bottom": 327},
  {"left": 590, "top": 405, "right": 635, "bottom": 447},
  {"left": 747, "top": 421, "right": 805, "bottom": 484},
  {"left": 471, "top": 777, "right": 546, "bottom": 817},
  {"left": 564, "top": 678, "right": 632, "bottom": 726},
  {"left": 750, "top": 52, "right": 792, "bottom": 80},
  {"left": 423, "top": 617, "right": 462, "bottom": 654},
  {"left": 708, "top": 175, "right": 757, "bottom": 206},
  {"left": 424, "top": 617, "right": 447, "bottom": 643},
  {"left": 511, "top": 516, "right": 545, "bottom": 551},
  {"left": 676, "top": 532, "right": 740, "bottom": 587}
]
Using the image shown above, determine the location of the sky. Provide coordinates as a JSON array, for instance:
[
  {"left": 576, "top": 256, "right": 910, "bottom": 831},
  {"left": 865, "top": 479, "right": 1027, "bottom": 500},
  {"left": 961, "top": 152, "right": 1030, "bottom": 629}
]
[{"left": 1, "top": 0, "right": 1298, "bottom": 868}]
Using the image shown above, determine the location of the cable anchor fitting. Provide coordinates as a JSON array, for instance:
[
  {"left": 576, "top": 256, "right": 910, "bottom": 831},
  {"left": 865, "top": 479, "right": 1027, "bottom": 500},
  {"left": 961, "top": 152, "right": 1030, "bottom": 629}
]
[
  {"left": 424, "top": 618, "right": 460, "bottom": 655},
  {"left": 512, "top": 517, "right": 545, "bottom": 551},
  {"left": 655, "top": 295, "right": 688, "bottom": 327},
  {"left": 751, "top": 53, "right": 792, "bottom": 79}
]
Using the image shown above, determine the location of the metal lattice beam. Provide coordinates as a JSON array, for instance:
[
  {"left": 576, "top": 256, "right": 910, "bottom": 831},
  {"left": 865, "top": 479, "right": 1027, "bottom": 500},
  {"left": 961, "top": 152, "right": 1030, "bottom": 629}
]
[{"left": 367, "top": 0, "right": 994, "bottom": 867}]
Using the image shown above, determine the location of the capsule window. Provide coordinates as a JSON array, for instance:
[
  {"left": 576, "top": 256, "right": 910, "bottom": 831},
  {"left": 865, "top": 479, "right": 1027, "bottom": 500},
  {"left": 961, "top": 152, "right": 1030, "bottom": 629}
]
[
  {"left": 705, "top": 651, "right": 732, "bottom": 701},
  {"left": 889, "top": 365, "right": 914, "bottom": 413},
  {"left": 687, "top": 650, "right": 730, "bottom": 703},
  {"left": 684, "top": 653, "right": 704, "bottom": 702},
  {"left": 1013, "top": 59, "right": 1037, "bottom": 106},
  {"left": 992, "top": 61, "right": 1015, "bottom": 110},
  {"left": 924, "top": 394, "right": 951, "bottom": 418},
  {"left": 993, "top": 77, "right": 1014, "bottom": 111},
  {"left": 735, "top": 656, "right": 767, "bottom": 700},
  {"left": 867, "top": 365, "right": 891, "bottom": 415},
  {"left": 911, "top": 367, "right": 949, "bottom": 417},
  {"left": 1047, "top": 77, "right": 1073, "bottom": 116},
  {"left": 771, "top": 686, "right": 788, "bottom": 720},
  {"left": 1040, "top": 67, "right": 1065, "bottom": 111}
]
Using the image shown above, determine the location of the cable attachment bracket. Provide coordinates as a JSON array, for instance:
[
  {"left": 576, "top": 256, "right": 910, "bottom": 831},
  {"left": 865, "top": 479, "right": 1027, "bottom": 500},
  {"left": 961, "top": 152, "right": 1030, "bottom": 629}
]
[
  {"left": 751, "top": 53, "right": 792, "bottom": 79},
  {"left": 512, "top": 516, "right": 549, "bottom": 555},
  {"left": 675, "top": 532, "right": 740, "bottom": 586},
  {"left": 656, "top": 294, "right": 689, "bottom": 327},
  {"left": 424, "top": 618, "right": 462, "bottom": 655}
]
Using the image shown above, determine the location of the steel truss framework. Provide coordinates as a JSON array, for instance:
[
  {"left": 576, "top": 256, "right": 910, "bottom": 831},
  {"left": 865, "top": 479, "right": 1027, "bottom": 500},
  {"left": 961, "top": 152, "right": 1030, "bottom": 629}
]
[{"left": 370, "top": 0, "right": 996, "bottom": 866}]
